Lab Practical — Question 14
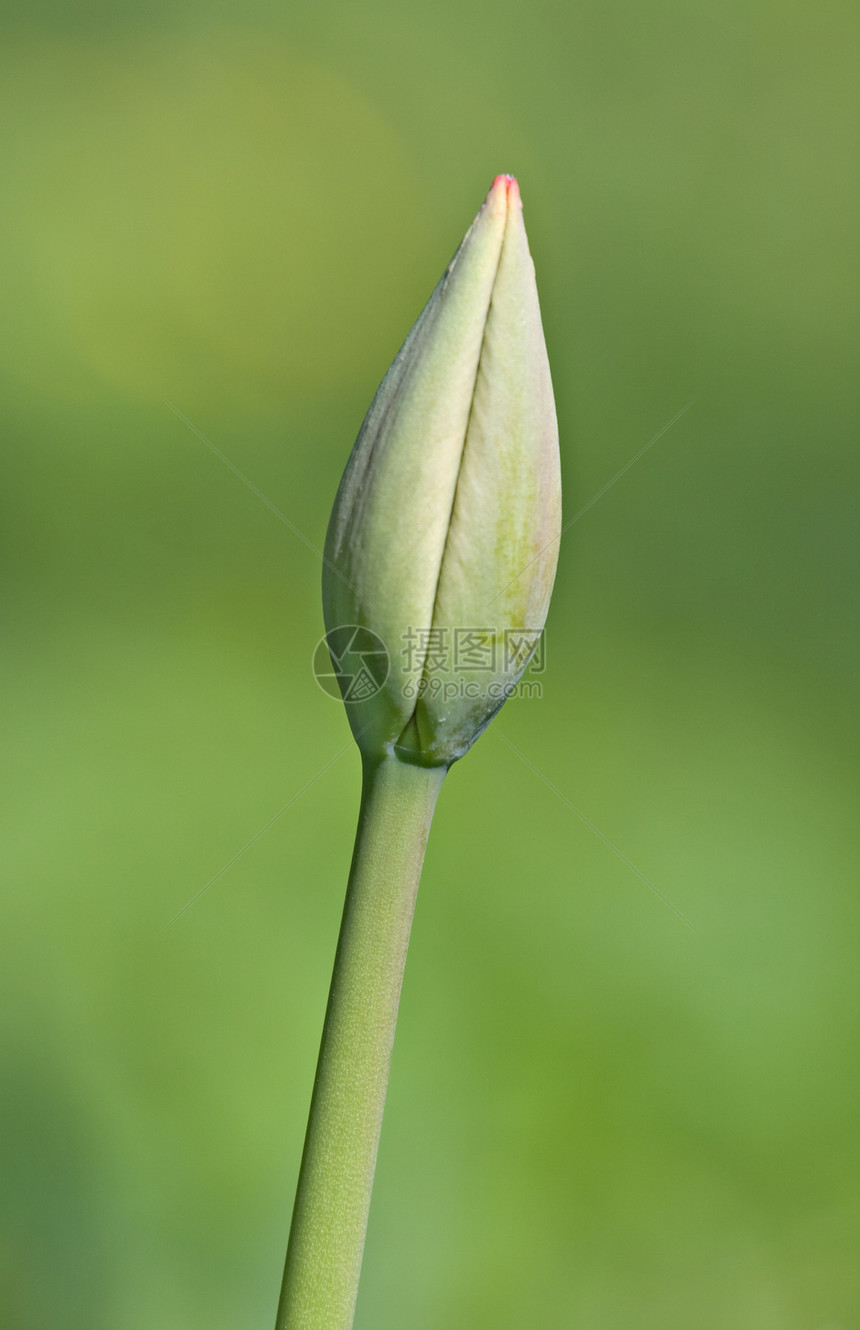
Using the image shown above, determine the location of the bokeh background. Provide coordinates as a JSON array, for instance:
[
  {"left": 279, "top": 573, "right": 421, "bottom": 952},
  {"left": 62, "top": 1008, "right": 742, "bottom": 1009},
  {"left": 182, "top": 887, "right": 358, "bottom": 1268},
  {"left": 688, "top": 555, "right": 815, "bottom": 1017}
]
[{"left": 2, "top": 1, "right": 858, "bottom": 1327}]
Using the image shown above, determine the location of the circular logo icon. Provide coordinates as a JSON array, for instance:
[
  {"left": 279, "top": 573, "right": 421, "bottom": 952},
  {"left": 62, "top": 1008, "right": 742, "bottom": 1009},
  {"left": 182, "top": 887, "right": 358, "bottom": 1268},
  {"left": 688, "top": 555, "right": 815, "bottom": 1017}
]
[{"left": 313, "top": 625, "right": 390, "bottom": 703}]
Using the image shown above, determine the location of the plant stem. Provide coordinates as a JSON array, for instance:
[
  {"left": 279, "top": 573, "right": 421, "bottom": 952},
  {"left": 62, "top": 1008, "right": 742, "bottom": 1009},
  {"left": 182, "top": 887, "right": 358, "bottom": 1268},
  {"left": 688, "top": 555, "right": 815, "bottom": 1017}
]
[{"left": 276, "top": 751, "right": 447, "bottom": 1330}]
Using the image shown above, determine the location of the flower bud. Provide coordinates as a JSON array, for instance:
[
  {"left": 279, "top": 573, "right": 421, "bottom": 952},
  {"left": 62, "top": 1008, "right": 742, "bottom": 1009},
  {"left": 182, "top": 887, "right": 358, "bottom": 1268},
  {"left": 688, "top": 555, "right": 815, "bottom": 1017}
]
[{"left": 322, "top": 174, "right": 561, "bottom": 767}]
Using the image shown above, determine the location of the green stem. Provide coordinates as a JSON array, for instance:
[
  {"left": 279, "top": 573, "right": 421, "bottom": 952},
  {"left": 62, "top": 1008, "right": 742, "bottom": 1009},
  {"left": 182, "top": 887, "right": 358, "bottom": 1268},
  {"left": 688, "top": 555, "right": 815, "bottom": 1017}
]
[{"left": 276, "top": 751, "right": 447, "bottom": 1330}]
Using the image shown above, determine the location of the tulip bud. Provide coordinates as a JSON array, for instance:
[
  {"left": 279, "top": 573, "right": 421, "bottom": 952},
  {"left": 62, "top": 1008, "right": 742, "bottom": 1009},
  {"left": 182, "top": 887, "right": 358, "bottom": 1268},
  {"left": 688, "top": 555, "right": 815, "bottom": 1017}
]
[{"left": 323, "top": 174, "right": 561, "bottom": 767}]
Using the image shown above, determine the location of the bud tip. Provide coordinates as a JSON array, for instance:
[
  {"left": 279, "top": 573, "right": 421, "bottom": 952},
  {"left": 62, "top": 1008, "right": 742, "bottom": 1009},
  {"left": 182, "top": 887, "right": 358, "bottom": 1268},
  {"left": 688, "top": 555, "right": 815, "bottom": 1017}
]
[{"left": 490, "top": 173, "right": 521, "bottom": 210}]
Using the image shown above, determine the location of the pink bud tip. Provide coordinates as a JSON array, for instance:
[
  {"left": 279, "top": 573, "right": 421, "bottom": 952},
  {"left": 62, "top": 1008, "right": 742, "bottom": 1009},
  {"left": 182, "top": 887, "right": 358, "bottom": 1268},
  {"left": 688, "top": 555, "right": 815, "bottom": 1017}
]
[{"left": 492, "top": 173, "right": 518, "bottom": 193}]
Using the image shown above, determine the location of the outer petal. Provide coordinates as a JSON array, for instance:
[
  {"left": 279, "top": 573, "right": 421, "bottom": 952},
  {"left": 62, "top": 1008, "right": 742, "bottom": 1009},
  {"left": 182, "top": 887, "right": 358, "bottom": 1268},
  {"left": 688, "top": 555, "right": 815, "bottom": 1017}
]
[
  {"left": 403, "top": 179, "right": 561, "bottom": 763},
  {"left": 323, "top": 179, "right": 509, "bottom": 752}
]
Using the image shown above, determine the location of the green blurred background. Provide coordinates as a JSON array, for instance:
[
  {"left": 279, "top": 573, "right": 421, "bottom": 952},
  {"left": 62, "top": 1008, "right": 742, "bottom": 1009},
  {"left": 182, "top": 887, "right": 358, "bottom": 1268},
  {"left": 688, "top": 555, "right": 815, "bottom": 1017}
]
[{"left": 1, "top": 1, "right": 858, "bottom": 1327}]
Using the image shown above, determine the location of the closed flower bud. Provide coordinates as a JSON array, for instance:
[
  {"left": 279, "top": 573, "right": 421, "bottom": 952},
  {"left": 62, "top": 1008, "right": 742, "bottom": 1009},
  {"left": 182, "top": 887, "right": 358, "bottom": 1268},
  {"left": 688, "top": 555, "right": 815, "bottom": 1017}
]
[{"left": 323, "top": 174, "right": 561, "bottom": 767}]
